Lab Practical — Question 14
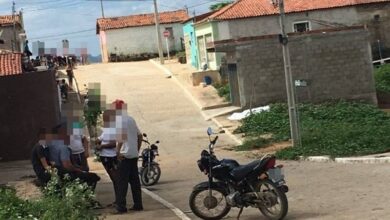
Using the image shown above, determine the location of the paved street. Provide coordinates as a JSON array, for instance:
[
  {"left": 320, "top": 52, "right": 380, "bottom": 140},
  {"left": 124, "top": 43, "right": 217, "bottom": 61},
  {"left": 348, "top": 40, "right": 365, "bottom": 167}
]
[{"left": 74, "top": 61, "right": 390, "bottom": 220}]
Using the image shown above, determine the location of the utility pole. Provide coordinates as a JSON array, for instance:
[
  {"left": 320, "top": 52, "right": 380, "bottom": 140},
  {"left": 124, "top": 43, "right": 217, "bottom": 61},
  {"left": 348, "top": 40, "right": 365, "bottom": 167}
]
[
  {"left": 100, "top": 0, "right": 105, "bottom": 18},
  {"left": 12, "top": 1, "right": 17, "bottom": 52},
  {"left": 273, "top": 0, "right": 301, "bottom": 147},
  {"left": 153, "top": 0, "right": 164, "bottom": 64}
]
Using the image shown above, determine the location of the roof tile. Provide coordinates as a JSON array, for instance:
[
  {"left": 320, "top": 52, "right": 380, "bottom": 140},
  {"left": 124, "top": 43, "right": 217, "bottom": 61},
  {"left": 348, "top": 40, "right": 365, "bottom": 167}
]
[
  {"left": 0, "top": 53, "right": 23, "bottom": 76},
  {"left": 97, "top": 10, "right": 189, "bottom": 32},
  {"left": 0, "top": 15, "right": 21, "bottom": 26},
  {"left": 207, "top": 0, "right": 390, "bottom": 21}
]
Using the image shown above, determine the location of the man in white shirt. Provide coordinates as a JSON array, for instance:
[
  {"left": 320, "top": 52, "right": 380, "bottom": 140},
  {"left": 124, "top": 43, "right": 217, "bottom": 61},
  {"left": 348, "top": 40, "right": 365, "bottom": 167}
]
[{"left": 113, "top": 100, "right": 143, "bottom": 213}]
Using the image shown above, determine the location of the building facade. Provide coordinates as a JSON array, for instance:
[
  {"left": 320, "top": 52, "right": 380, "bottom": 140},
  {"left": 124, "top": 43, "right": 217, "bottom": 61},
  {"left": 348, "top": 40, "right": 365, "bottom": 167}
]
[
  {"left": 214, "top": 27, "right": 377, "bottom": 108},
  {"left": 97, "top": 10, "right": 189, "bottom": 63},
  {"left": 0, "top": 13, "right": 26, "bottom": 52},
  {"left": 195, "top": 0, "right": 390, "bottom": 70}
]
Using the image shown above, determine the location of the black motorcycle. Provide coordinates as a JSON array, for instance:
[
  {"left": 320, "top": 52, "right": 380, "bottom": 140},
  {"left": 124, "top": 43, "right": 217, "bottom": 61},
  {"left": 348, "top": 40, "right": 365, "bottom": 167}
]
[
  {"left": 139, "top": 133, "right": 161, "bottom": 186},
  {"left": 189, "top": 128, "right": 289, "bottom": 220}
]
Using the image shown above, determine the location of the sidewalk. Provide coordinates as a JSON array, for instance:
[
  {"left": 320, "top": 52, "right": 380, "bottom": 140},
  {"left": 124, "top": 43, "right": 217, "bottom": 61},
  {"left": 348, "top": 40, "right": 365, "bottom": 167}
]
[
  {"left": 89, "top": 160, "right": 180, "bottom": 220},
  {"left": 150, "top": 59, "right": 243, "bottom": 145},
  {"left": 150, "top": 59, "right": 390, "bottom": 164}
]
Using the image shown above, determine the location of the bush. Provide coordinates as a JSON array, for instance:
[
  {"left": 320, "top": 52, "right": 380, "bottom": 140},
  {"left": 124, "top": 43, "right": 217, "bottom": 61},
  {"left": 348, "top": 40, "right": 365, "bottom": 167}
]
[
  {"left": 374, "top": 64, "right": 390, "bottom": 93},
  {"left": 213, "top": 83, "right": 231, "bottom": 102},
  {"left": 0, "top": 171, "right": 97, "bottom": 220},
  {"left": 237, "top": 101, "right": 390, "bottom": 159}
]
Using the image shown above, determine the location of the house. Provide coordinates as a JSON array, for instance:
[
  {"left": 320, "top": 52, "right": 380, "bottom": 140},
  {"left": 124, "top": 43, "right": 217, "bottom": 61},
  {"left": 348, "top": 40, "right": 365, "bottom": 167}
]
[
  {"left": 0, "top": 12, "right": 26, "bottom": 52},
  {"left": 194, "top": 0, "right": 390, "bottom": 70},
  {"left": 182, "top": 11, "right": 214, "bottom": 69},
  {"left": 212, "top": 27, "right": 378, "bottom": 107},
  {"left": 97, "top": 10, "right": 189, "bottom": 63},
  {"left": 0, "top": 52, "right": 60, "bottom": 161}
]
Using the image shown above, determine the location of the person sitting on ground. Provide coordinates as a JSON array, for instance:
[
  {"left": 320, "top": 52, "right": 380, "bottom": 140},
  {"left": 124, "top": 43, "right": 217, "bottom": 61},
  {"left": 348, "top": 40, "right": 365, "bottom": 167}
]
[
  {"left": 60, "top": 79, "right": 69, "bottom": 101},
  {"left": 96, "top": 109, "right": 120, "bottom": 207},
  {"left": 31, "top": 128, "right": 53, "bottom": 186},
  {"left": 48, "top": 124, "right": 100, "bottom": 191}
]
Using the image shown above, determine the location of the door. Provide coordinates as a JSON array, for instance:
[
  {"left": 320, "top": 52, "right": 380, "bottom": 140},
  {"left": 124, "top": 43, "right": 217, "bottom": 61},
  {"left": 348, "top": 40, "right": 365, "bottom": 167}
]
[{"left": 228, "top": 64, "right": 241, "bottom": 107}]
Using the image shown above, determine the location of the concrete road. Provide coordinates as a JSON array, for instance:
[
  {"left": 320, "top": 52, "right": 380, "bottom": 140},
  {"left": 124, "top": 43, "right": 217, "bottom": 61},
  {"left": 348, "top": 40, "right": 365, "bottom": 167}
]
[{"left": 74, "top": 61, "right": 390, "bottom": 220}]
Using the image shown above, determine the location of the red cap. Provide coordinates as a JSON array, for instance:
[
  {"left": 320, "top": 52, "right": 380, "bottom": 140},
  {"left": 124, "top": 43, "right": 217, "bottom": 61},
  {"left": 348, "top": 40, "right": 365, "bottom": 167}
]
[{"left": 112, "top": 99, "right": 125, "bottom": 109}]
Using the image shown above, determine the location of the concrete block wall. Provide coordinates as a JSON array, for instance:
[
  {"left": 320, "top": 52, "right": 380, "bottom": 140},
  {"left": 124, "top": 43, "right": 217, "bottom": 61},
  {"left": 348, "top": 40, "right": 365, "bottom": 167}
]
[{"left": 233, "top": 28, "right": 377, "bottom": 108}]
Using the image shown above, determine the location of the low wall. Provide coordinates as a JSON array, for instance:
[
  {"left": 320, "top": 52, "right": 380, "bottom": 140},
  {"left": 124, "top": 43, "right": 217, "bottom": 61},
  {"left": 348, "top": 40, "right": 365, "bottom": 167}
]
[
  {"left": 219, "top": 28, "right": 378, "bottom": 108},
  {"left": 192, "top": 70, "right": 221, "bottom": 86},
  {"left": 0, "top": 71, "right": 60, "bottom": 162}
]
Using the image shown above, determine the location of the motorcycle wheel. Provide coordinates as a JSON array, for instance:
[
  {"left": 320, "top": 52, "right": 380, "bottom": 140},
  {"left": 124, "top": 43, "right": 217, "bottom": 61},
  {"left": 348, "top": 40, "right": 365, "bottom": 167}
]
[
  {"left": 189, "top": 187, "right": 231, "bottom": 220},
  {"left": 256, "top": 179, "right": 288, "bottom": 220},
  {"left": 140, "top": 165, "right": 161, "bottom": 186}
]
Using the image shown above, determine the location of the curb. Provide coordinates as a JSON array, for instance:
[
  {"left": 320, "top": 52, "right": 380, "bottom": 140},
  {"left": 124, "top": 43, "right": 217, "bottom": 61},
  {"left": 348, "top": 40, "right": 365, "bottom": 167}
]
[
  {"left": 149, "top": 59, "right": 203, "bottom": 110},
  {"left": 300, "top": 155, "right": 390, "bottom": 164},
  {"left": 149, "top": 59, "right": 243, "bottom": 146}
]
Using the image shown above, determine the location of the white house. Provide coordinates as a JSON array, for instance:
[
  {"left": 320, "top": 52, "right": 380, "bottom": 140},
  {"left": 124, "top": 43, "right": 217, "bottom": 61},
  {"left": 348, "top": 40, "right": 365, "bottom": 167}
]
[{"left": 96, "top": 10, "right": 189, "bottom": 63}]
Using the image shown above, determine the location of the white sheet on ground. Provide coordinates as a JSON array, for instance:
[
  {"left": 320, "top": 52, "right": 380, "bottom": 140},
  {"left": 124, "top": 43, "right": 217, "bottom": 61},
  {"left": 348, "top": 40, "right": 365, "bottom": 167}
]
[{"left": 228, "top": 106, "right": 270, "bottom": 121}]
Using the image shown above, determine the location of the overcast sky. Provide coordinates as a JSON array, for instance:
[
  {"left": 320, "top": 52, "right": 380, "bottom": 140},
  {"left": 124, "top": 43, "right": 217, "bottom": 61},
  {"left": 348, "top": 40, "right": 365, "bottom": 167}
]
[{"left": 0, "top": 0, "right": 220, "bottom": 56}]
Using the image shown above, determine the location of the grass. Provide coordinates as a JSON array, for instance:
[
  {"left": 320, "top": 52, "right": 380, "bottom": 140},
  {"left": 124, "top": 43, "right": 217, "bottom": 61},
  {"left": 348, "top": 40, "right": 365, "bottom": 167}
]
[
  {"left": 235, "top": 137, "right": 271, "bottom": 151},
  {"left": 236, "top": 101, "right": 390, "bottom": 160}
]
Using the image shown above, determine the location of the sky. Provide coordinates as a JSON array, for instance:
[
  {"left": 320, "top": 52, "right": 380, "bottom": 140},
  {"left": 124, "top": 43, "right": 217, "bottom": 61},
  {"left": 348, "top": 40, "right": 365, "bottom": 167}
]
[{"left": 0, "top": 0, "right": 222, "bottom": 56}]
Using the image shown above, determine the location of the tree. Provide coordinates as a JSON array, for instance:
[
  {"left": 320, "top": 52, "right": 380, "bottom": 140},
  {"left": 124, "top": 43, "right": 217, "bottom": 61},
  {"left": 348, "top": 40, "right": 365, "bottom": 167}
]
[{"left": 209, "top": 1, "right": 233, "bottom": 11}]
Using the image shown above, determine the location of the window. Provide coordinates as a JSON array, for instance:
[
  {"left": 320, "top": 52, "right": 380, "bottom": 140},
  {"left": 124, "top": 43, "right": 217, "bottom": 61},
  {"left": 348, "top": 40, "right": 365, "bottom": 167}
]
[
  {"left": 205, "top": 34, "right": 213, "bottom": 48},
  {"left": 165, "top": 27, "right": 174, "bottom": 39},
  {"left": 293, "top": 21, "right": 310, "bottom": 33}
]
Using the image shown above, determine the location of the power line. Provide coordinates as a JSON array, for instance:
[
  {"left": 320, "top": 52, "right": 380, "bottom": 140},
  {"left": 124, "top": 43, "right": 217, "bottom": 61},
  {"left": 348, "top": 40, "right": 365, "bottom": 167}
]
[
  {"left": 24, "top": 1, "right": 89, "bottom": 12},
  {"left": 28, "top": 28, "right": 96, "bottom": 40}
]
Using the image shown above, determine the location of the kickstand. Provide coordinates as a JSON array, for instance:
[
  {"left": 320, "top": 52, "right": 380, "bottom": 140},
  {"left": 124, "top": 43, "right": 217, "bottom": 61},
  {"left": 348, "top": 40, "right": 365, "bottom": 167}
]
[{"left": 236, "top": 207, "right": 244, "bottom": 220}]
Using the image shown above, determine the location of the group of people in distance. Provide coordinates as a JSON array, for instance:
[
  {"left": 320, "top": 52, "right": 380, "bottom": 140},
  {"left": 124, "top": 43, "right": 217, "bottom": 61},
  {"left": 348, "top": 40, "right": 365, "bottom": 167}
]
[{"left": 31, "top": 100, "right": 143, "bottom": 214}]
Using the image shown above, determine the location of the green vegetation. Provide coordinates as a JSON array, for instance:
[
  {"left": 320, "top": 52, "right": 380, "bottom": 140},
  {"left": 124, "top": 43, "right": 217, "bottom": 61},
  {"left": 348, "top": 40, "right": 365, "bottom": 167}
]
[
  {"left": 213, "top": 83, "right": 231, "bottom": 102},
  {"left": 235, "top": 137, "right": 271, "bottom": 151},
  {"left": 209, "top": 1, "right": 233, "bottom": 11},
  {"left": 374, "top": 64, "right": 390, "bottom": 93},
  {"left": 236, "top": 101, "right": 390, "bottom": 160},
  {"left": 0, "top": 172, "right": 97, "bottom": 220}
]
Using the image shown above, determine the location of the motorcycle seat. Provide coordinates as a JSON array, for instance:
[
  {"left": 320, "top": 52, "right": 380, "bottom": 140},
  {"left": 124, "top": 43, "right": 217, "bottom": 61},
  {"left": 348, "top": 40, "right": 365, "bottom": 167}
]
[{"left": 230, "top": 159, "right": 265, "bottom": 181}]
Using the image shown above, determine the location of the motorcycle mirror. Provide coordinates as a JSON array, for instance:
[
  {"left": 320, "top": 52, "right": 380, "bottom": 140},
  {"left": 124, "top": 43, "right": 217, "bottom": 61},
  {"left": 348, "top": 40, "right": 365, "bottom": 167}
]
[
  {"left": 207, "top": 127, "right": 213, "bottom": 136},
  {"left": 143, "top": 133, "right": 147, "bottom": 137}
]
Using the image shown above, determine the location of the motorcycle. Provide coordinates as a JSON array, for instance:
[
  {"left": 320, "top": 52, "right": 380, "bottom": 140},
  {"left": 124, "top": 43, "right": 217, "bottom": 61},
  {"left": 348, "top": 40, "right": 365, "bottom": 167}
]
[
  {"left": 189, "top": 127, "right": 289, "bottom": 220},
  {"left": 139, "top": 133, "right": 161, "bottom": 186}
]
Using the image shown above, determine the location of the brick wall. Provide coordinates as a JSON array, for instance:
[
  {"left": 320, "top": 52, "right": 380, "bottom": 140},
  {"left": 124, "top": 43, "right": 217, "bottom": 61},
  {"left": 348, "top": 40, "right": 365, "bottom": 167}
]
[
  {"left": 221, "top": 28, "right": 377, "bottom": 108},
  {"left": 0, "top": 71, "right": 60, "bottom": 161}
]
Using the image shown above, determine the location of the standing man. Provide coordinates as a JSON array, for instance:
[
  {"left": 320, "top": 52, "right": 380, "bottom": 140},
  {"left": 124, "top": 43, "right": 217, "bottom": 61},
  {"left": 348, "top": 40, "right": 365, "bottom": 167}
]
[
  {"left": 66, "top": 58, "right": 74, "bottom": 89},
  {"left": 97, "top": 109, "right": 120, "bottom": 207},
  {"left": 69, "top": 120, "right": 90, "bottom": 172},
  {"left": 114, "top": 100, "right": 143, "bottom": 213}
]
